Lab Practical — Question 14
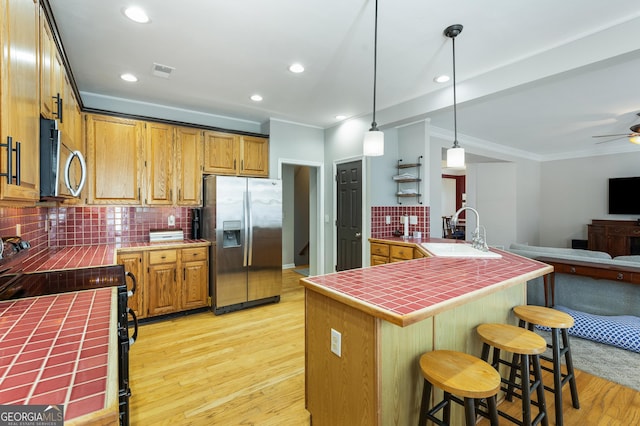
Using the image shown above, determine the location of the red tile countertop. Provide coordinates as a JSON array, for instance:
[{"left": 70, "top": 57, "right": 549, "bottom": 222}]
[
  {"left": 21, "top": 239, "right": 211, "bottom": 273},
  {"left": 301, "top": 240, "right": 552, "bottom": 327},
  {"left": 0, "top": 288, "right": 118, "bottom": 423}
]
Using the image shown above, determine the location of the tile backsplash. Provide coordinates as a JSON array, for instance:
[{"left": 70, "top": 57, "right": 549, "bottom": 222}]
[
  {"left": 371, "top": 205, "right": 430, "bottom": 238},
  {"left": 0, "top": 206, "right": 195, "bottom": 248}
]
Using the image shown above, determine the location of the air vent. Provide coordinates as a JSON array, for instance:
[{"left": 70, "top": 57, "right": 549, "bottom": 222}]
[{"left": 152, "top": 63, "right": 175, "bottom": 78}]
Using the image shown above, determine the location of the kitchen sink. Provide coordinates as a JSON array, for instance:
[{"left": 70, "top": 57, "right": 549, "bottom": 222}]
[{"left": 420, "top": 243, "right": 502, "bottom": 259}]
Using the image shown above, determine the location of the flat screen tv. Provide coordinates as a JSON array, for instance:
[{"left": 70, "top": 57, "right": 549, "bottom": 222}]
[{"left": 608, "top": 177, "right": 640, "bottom": 214}]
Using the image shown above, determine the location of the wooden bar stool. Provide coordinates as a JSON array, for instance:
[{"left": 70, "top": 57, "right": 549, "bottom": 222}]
[
  {"left": 418, "top": 350, "right": 501, "bottom": 426},
  {"left": 476, "top": 323, "right": 548, "bottom": 426},
  {"left": 513, "top": 305, "right": 580, "bottom": 426}
]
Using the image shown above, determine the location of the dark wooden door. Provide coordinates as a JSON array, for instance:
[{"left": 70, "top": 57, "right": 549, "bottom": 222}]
[{"left": 336, "top": 161, "right": 362, "bottom": 271}]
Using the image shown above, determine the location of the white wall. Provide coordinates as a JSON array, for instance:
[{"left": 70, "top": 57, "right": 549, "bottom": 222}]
[
  {"left": 539, "top": 151, "right": 640, "bottom": 247},
  {"left": 281, "top": 165, "right": 295, "bottom": 268},
  {"left": 468, "top": 162, "right": 517, "bottom": 249},
  {"left": 267, "top": 119, "right": 325, "bottom": 179}
]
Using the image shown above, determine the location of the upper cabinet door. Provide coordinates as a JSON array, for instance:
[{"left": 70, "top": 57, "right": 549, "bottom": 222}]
[
  {"left": 176, "top": 127, "right": 202, "bottom": 206},
  {"left": 145, "top": 122, "right": 174, "bottom": 205},
  {"left": 203, "top": 131, "right": 239, "bottom": 175},
  {"left": 85, "top": 114, "right": 143, "bottom": 204},
  {"left": 0, "top": 0, "right": 40, "bottom": 203},
  {"left": 203, "top": 131, "right": 269, "bottom": 177},
  {"left": 240, "top": 136, "right": 268, "bottom": 177}
]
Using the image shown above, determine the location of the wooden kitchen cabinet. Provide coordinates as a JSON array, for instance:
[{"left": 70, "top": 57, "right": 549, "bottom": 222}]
[
  {"left": 85, "top": 114, "right": 143, "bottom": 204},
  {"left": 175, "top": 126, "right": 203, "bottom": 206},
  {"left": 146, "top": 249, "right": 180, "bottom": 316},
  {"left": 369, "top": 239, "right": 429, "bottom": 265},
  {"left": 180, "top": 247, "right": 209, "bottom": 310},
  {"left": 145, "top": 122, "right": 174, "bottom": 205},
  {"left": 0, "top": 0, "right": 40, "bottom": 204},
  {"left": 370, "top": 242, "right": 390, "bottom": 265},
  {"left": 203, "top": 131, "right": 269, "bottom": 177},
  {"left": 146, "top": 124, "right": 202, "bottom": 206},
  {"left": 240, "top": 135, "right": 269, "bottom": 176},
  {"left": 120, "top": 245, "right": 209, "bottom": 319},
  {"left": 39, "top": 6, "right": 61, "bottom": 120},
  {"left": 40, "top": 7, "right": 82, "bottom": 151},
  {"left": 390, "top": 244, "right": 413, "bottom": 262},
  {"left": 117, "top": 251, "right": 146, "bottom": 319},
  {"left": 203, "top": 131, "right": 238, "bottom": 175}
]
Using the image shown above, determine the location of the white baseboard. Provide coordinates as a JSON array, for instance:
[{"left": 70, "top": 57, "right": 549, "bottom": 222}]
[{"left": 282, "top": 263, "right": 296, "bottom": 270}]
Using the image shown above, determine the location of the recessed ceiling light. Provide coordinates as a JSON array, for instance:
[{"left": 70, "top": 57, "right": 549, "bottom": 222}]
[
  {"left": 335, "top": 115, "right": 346, "bottom": 120},
  {"left": 124, "top": 6, "right": 150, "bottom": 23},
  {"left": 120, "top": 73, "right": 138, "bottom": 82},
  {"left": 250, "top": 94, "right": 263, "bottom": 102},
  {"left": 434, "top": 75, "right": 450, "bottom": 83},
  {"left": 289, "top": 63, "right": 305, "bottom": 73}
]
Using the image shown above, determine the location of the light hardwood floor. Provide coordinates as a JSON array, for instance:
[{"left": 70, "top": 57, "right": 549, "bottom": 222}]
[{"left": 130, "top": 269, "right": 640, "bottom": 425}]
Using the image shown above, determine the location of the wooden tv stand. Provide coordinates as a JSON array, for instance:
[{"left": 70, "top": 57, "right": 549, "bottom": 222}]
[{"left": 587, "top": 219, "right": 640, "bottom": 257}]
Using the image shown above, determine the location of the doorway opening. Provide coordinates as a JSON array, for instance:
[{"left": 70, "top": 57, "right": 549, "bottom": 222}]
[{"left": 280, "top": 160, "right": 324, "bottom": 276}]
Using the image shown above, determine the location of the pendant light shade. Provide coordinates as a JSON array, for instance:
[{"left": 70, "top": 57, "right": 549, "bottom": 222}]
[
  {"left": 363, "top": 130, "right": 384, "bottom": 156},
  {"left": 444, "top": 24, "right": 465, "bottom": 169},
  {"left": 363, "top": 0, "right": 384, "bottom": 156},
  {"left": 446, "top": 146, "right": 465, "bottom": 168}
]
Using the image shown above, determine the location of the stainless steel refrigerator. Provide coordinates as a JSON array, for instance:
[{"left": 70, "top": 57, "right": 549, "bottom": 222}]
[{"left": 202, "top": 175, "right": 283, "bottom": 314}]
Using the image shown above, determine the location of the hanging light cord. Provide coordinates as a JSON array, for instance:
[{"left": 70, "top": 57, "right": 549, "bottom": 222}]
[
  {"left": 370, "top": 0, "right": 379, "bottom": 131},
  {"left": 452, "top": 34, "right": 458, "bottom": 148}
]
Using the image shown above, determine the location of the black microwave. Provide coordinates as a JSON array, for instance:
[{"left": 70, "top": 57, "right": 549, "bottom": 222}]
[{"left": 39, "top": 117, "right": 86, "bottom": 200}]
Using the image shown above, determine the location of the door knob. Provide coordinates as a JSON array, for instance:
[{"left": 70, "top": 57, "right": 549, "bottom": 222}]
[{"left": 355, "top": 232, "right": 362, "bottom": 239}]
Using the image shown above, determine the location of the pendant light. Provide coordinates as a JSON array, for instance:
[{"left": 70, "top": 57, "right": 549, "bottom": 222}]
[
  {"left": 444, "top": 24, "right": 464, "bottom": 169},
  {"left": 363, "top": 0, "right": 384, "bottom": 156}
]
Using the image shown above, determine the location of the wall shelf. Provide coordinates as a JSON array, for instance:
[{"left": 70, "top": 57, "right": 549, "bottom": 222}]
[{"left": 394, "top": 156, "right": 422, "bottom": 204}]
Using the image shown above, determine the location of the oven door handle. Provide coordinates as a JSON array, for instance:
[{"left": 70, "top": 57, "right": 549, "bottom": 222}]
[
  {"left": 125, "top": 271, "right": 137, "bottom": 297},
  {"left": 127, "top": 307, "right": 138, "bottom": 346}
]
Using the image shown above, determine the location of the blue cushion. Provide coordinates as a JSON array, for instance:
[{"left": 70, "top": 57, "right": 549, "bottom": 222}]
[{"left": 537, "top": 305, "right": 640, "bottom": 353}]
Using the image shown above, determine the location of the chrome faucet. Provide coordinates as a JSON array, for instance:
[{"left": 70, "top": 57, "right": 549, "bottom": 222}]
[{"left": 451, "top": 206, "right": 489, "bottom": 251}]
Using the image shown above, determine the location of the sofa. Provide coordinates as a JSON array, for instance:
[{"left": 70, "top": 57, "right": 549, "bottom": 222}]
[{"left": 508, "top": 243, "right": 640, "bottom": 352}]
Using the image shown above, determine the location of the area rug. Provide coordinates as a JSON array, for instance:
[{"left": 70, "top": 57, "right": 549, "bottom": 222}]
[
  {"left": 536, "top": 329, "right": 640, "bottom": 391},
  {"left": 293, "top": 268, "right": 309, "bottom": 276}
]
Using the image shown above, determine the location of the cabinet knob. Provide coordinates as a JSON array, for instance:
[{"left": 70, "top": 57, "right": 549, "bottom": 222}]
[
  {"left": 570, "top": 267, "right": 576, "bottom": 273},
  {"left": 617, "top": 273, "right": 624, "bottom": 280}
]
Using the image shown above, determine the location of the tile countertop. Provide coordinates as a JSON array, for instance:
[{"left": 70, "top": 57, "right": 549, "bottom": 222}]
[
  {"left": 0, "top": 287, "right": 118, "bottom": 424},
  {"left": 300, "top": 239, "right": 553, "bottom": 327},
  {"left": 20, "top": 239, "right": 211, "bottom": 273}
]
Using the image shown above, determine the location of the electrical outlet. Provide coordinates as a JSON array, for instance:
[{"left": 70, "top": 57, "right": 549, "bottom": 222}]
[
  {"left": 167, "top": 215, "right": 176, "bottom": 227},
  {"left": 385, "top": 215, "right": 391, "bottom": 224},
  {"left": 409, "top": 215, "right": 418, "bottom": 225},
  {"left": 330, "top": 328, "right": 342, "bottom": 357},
  {"left": 16, "top": 224, "right": 21, "bottom": 236}
]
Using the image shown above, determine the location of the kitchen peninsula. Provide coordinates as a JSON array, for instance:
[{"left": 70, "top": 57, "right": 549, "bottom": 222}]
[{"left": 300, "top": 239, "right": 552, "bottom": 425}]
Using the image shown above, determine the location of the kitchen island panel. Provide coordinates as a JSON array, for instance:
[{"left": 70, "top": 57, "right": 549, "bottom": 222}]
[
  {"left": 305, "top": 290, "right": 377, "bottom": 426},
  {"left": 434, "top": 282, "right": 525, "bottom": 354},
  {"left": 379, "top": 316, "right": 433, "bottom": 426}
]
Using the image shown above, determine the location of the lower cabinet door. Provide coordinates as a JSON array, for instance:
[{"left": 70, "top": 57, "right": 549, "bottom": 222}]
[
  {"left": 182, "top": 259, "right": 209, "bottom": 310},
  {"left": 147, "top": 263, "right": 179, "bottom": 316}
]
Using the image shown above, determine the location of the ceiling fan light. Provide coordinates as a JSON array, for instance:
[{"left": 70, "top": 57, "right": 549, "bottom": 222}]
[
  {"left": 630, "top": 135, "right": 640, "bottom": 144},
  {"left": 363, "top": 130, "right": 384, "bottom": 156},
  {"left": 446, "top": 146, "right": 465, "bottom": 168}
]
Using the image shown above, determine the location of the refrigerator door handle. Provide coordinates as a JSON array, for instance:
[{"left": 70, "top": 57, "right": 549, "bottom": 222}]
[
  {"left": 247, "top": 191, "right": 253, "bottom": 266},
  {"left": 243, "top": 191, "right": 249, "bottom": 267}
]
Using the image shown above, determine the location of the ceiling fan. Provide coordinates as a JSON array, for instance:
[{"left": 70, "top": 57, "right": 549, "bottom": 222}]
[{"left": 592, "top": 112, "right": 640, "bottom": 144}]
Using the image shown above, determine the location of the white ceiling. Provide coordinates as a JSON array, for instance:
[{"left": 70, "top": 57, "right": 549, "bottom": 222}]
[{"left": 48, "top": 0, "right": 640, "bottom": 160}]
